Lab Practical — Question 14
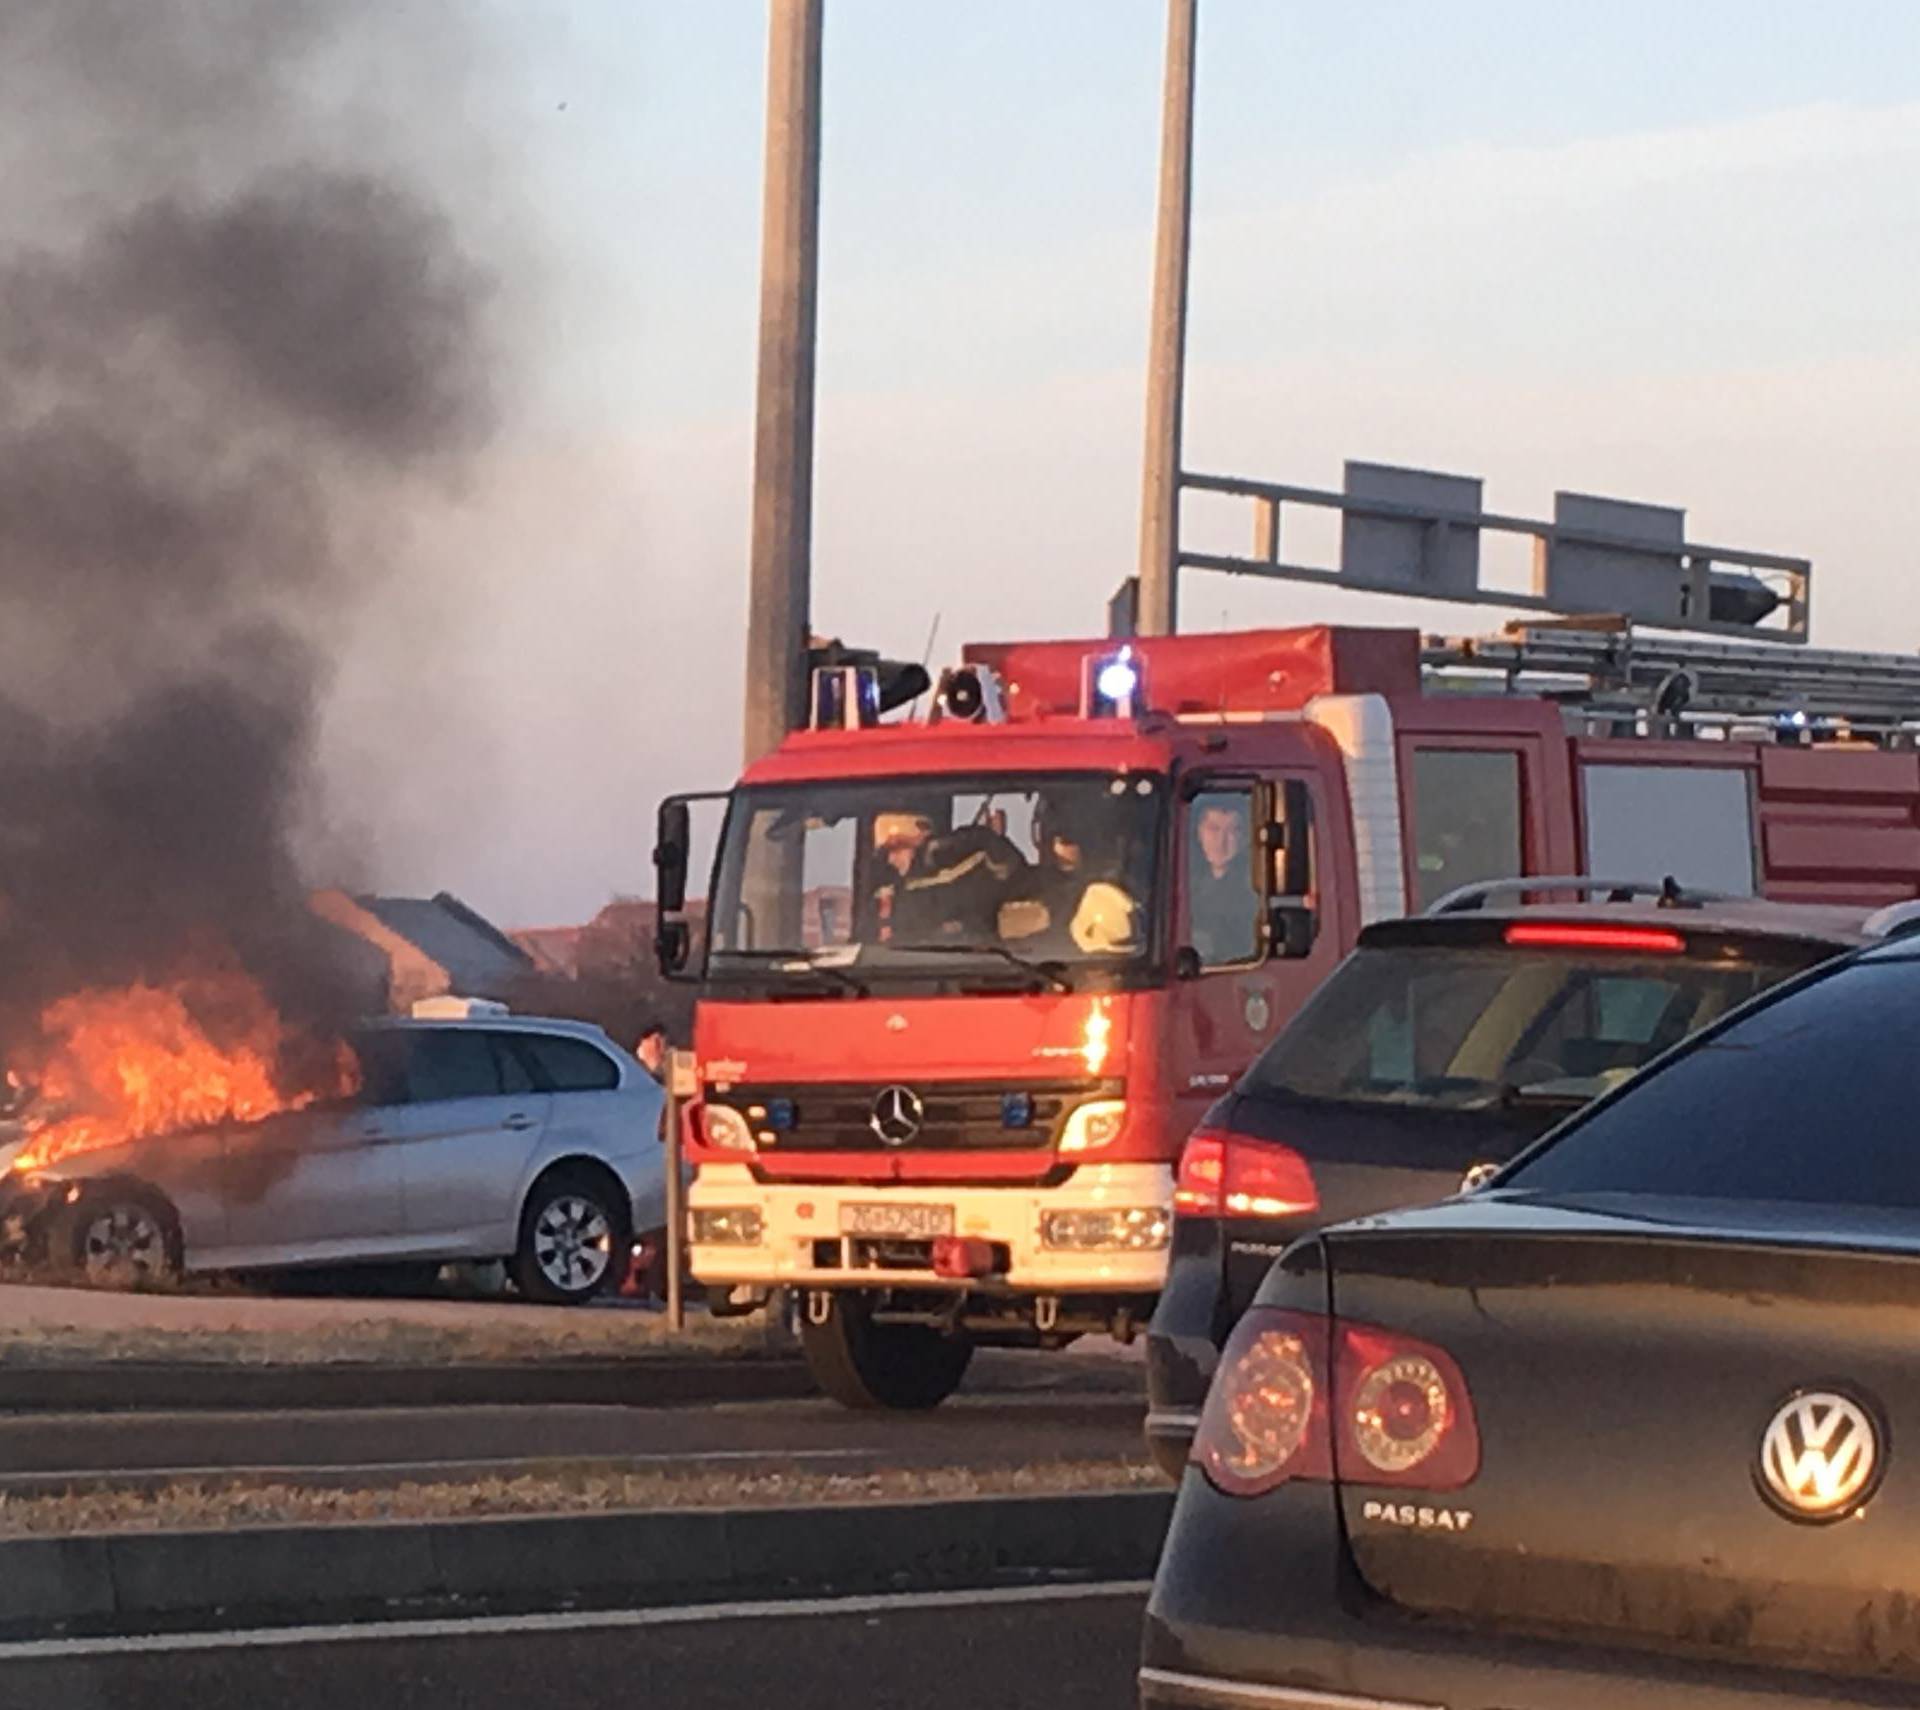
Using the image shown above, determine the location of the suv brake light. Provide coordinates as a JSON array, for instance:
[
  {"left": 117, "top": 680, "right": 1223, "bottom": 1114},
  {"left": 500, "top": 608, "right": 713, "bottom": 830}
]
[
  {"left": 1503, "top": 921, "right": 1685, "bottom": 954},
  {"left": 1172, "top": 1128, "right": 1319, "bottom": 1219},
  {"left": 1193, "top": 1306, "right": 1480, "bottom": 1498}
]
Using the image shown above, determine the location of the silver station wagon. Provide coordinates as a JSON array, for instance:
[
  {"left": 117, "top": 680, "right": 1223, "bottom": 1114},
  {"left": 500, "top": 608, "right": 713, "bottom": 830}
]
[{"left": 0, "top": 1008, "right": 668, "bottom": 1305}]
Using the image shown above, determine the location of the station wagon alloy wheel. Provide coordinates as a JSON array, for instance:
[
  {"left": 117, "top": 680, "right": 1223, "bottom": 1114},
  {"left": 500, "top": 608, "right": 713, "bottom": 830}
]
[
  {"left": 70, "top": 1196, "right": 176, "bottom": 1287},
  {"left": 532, "top": 1195, "right": 613, "bottom": 1293}
]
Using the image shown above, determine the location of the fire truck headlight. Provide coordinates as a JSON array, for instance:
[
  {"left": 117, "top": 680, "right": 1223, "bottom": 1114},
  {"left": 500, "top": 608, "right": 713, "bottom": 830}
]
[
  {"left": 700, "top": 1104, "right": 756, "bottom": 1152},
  {"left": 1058, "top": 1098, "right": 1127, "bottom": 1153},
  {"left": 691, "top": 1207, "right": 765, "bottom": 1245},
  {"left": 1040, "top": 1206, "right": 1170, "bottom": 1251}
]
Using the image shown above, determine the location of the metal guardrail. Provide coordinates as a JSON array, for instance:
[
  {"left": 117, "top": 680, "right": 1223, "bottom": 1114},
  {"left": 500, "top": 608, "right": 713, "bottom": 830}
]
[{"left": 1175, "top": 462, "right": 1812, "bottom": 644}]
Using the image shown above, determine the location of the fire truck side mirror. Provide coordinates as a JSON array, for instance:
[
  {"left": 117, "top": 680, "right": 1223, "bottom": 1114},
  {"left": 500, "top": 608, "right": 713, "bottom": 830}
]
[
  {"left": 656, "top": 917, "right": 692, "bottom": 977},
  {"left": 655, "top": 798, "right": 692, "bottom": 914},
  {"left": 654, "top": 796, "right": 696, "bottom": 979},
  {"left": 1272, "top": 778, "right": 1313, "bottom": 899},
  {"left": 1268, "top": 901, "right": 1317, "bottom": 960},
  {"left": 1265, "top": 778, "right": 1317, "bottom": 961}
]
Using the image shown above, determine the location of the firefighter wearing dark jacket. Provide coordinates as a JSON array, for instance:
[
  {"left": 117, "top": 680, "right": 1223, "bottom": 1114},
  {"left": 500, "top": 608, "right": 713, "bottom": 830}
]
[{"left": 997, "top": 801, "right": 1142, "bottom": 957}]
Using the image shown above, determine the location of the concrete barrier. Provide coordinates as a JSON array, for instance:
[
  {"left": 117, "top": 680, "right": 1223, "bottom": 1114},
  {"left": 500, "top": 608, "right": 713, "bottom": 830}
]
[{"left": 0, "top": 1489, "right": 1174, "bottom": 1638}]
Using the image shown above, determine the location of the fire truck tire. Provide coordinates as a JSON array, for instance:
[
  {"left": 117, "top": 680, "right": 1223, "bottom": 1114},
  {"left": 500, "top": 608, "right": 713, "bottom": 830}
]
[
  {"left": 50, "top": 1184, "right": 182, "bottom": 1289},
  {"left": 799, "top": 1294, "right": 974, "bottom": 1410},
  {"left": 509, "top": 1163, "right": 632, "bottom": 1306}
]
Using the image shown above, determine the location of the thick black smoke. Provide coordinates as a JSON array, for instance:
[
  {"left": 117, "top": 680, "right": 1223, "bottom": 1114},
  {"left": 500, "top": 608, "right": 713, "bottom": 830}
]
[{"left": 0, "top": 3, "right": 497, "bottom": 1063}]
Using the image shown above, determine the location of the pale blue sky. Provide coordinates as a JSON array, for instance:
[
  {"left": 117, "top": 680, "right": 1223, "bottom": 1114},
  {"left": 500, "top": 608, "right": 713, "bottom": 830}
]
[
  {"left": 333, "top": 2, "right": 1920, "bottom": 920},
  {"left": 512, "top": 1, "right": 1920, "bottom": 413}
]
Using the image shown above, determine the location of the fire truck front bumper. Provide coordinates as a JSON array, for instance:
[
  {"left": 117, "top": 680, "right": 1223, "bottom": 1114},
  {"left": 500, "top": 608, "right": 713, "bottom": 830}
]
[{"left": 686, "top": 1161, "right": 1175, "bottom": 1294}]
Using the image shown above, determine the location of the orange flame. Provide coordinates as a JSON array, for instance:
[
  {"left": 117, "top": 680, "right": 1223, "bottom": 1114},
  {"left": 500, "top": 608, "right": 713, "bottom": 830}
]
[{"left": 10, "top": 966, "right": 359, "bottom": 1175}]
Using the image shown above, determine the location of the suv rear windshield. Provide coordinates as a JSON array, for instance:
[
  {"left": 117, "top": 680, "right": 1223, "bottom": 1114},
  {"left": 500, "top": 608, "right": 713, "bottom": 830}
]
[
  {"left": 1243, "top": 936, "right": 1816, "bottom": 1112},
  {"left": 1507, "top": 952, "right": 1920, "bottom": 1209}
]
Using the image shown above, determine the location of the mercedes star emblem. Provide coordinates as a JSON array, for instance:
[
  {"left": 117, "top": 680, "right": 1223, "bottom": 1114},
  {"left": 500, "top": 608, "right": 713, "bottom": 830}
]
[
  {"left": 1758, "top": 1389, "right": 1883, "bottom": 1522},
  {"left": 869, "top": 1084, "right": 924, "bottom": 1147}
]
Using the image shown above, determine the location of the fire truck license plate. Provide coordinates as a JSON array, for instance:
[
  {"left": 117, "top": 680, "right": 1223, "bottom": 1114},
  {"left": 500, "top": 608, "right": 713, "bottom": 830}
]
[{"left": 840, "top": 1203, "right": 955, "bottom": 1238}]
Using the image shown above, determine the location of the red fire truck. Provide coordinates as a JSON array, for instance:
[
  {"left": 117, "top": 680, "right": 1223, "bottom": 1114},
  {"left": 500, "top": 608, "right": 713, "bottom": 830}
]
[
  {"left": 653, "top": 608, "right": 1920, "bottom": 1409},
  {"left": 654, "top": 455, "right": 1920, "bottom": 1408}
]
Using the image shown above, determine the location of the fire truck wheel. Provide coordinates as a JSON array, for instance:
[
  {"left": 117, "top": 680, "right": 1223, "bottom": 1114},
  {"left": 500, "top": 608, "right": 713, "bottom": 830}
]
[
  {"left": 510, "top": 1164, "right": 632, "bottom": 1306},
  {"left": 799, "top": 1294, "right": 974, "bottom": 1410},
  {"left": 51, "top": 1185, "right": 182, "bottom": 1290}
]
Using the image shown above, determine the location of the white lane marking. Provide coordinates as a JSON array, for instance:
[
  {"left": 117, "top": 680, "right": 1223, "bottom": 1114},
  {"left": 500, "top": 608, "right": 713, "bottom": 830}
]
[{"left": 0, "top": 1579, "right": 1155, "bottom": 1663}]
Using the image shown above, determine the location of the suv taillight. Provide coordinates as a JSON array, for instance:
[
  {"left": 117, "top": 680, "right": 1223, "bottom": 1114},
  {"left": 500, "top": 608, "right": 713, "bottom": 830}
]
[
  {"left": 1193, "top": 1307, "right": 1480, "bottom": 1498},
  {"left": 1172, "top": 1128, "right": 1319, "bottom": 1219}
]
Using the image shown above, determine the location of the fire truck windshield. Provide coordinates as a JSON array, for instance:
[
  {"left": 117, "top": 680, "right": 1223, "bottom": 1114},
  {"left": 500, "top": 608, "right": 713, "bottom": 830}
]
[{"left": 706, "top": 772, "right": 1165, "bottom": 987}]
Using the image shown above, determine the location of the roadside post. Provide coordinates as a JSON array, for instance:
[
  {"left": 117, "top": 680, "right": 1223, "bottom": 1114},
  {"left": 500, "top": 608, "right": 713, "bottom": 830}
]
[{"left": 666, "top": 1047, "right": 698, "bottom": 1330}]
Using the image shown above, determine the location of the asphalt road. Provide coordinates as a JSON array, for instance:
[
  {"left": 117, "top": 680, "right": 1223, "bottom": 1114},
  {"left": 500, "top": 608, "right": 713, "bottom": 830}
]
[
  {"left": 0, "top": 1388, "right": 1147, "bottom": 1492},
  {"left": 0, "top": 1583, "right": 1151, "bottom": 1710}
]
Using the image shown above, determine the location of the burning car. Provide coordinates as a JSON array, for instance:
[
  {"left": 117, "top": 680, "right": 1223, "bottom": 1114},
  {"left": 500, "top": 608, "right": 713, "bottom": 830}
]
[{"left": 0, "top": 995, "right": 666, "bottom": 1306}]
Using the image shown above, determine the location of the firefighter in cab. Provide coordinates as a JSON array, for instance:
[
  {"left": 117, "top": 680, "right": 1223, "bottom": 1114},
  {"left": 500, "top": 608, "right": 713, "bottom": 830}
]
[{"left": 998, "top": 795, "right": 1143, "bottom": 957}]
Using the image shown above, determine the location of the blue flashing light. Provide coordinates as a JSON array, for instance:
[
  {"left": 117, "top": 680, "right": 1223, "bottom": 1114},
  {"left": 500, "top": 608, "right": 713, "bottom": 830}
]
[
  {"left": 766, "top": 1098, "right": 797, "bottom": 1132},
  {"left": 1095, "top": 653, "right": 1139, "bottom": 704},
  {"left": 1000, "top": 1091, "right": 1035, "bottom": 1130}
]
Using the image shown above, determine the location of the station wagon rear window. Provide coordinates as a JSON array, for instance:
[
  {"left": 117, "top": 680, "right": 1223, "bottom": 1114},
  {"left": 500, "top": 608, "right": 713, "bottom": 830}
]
[{"left": 515, "top": 1033, "right": 620, "bottom": 1092}]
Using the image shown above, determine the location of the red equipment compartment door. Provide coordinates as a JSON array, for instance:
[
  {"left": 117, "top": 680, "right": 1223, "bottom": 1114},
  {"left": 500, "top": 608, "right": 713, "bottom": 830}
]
[{"left": 1396, "top": 702, "right": 1572, "bottom": 910}]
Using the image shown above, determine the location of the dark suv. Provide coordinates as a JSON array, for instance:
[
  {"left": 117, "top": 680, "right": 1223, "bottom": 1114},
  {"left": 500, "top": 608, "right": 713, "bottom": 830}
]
[{"left": 1144, "top": 880, "right": 1884, "bottom": 1477}]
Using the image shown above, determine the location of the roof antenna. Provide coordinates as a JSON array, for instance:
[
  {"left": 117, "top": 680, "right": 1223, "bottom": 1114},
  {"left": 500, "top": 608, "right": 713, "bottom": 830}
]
[{"left": 908, "top": 613, "right": 942, "bottom": 718}]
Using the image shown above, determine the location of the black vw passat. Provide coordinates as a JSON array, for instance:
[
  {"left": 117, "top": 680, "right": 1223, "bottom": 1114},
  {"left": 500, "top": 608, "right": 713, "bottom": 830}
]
[
  {"left": 1145, "top": 893, "right": 1872, "bottom": 1477},
  {"left": 1143, "top": 934, "right": 1920, "bottom": 1709}
]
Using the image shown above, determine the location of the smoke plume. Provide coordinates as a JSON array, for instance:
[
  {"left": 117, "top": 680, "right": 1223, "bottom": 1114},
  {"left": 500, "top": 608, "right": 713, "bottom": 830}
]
[{"left": 0, "top": 1, "right": 498, "bottom": 1053}]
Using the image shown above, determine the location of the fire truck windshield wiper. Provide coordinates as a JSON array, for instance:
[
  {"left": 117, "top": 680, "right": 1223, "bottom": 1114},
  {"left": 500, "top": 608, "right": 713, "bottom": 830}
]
[
  {"left": 709, "top": 949, "right": 869, "bottom": 996},
  {"left": 886, "top": 942, "right": 1073, "bottom": 994}
]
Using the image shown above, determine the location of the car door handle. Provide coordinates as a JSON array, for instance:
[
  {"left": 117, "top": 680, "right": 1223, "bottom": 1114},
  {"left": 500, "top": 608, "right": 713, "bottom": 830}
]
[{"left": 504, "top": 1113, "right": 539, "bottom": 1132}]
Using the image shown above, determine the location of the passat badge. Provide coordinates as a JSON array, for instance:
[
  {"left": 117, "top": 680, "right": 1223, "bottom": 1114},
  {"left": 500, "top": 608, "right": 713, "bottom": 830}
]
[{"left": 1758, "top": 1389, "right": 1883, "bottom": 1522}]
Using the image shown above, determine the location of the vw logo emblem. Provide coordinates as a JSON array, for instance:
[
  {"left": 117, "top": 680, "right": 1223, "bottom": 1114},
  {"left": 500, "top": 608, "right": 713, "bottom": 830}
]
[
  {"left": 869, "top": 1084, "right": 924, "bottom": 1147},
  {"left": 1757, "top": 1389, "right": 1884, "bottom": 1522}
]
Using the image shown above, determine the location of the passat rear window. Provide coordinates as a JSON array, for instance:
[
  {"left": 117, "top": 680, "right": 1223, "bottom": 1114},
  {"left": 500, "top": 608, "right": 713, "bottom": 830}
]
[
  {"left": 1243, "top": 942, "right": 1799, "bottom": 1111},
  {"left": 1506, "top": 955, "right": 1920, "bottom": 1210}
]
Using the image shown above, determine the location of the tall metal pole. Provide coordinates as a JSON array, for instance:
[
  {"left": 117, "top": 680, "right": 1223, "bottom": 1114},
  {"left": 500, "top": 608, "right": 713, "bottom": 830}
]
[
  {"left": 743, "top": 0, "right": 825, "bottom": 763},
  {"left": 1135, "top": 0, "right": 1197, "bottom": 637},
  {"left": 663, "top": 1050, "right": 690, "bottom": 1330}
]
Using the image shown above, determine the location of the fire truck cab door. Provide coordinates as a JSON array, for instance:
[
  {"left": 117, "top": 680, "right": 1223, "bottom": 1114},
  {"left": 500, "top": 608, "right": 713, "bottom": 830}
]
[{"left": 1171, "top": 775, "right": 1342, "bottom": 1135}]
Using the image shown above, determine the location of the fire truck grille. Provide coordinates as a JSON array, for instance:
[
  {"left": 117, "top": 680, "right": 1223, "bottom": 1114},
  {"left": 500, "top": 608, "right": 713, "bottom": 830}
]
[{"left": 705, "top": 1078, "right": 1122, "bottom": 1153}]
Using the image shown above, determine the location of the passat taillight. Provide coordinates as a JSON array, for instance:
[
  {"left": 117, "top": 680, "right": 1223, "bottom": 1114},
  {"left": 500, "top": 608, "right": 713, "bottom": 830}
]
[
  {"left": 1193, "top": 1307, "right": 1480, "bottom": 1498},
  {"left": 1172, "top": 1128, "right": 1319, "bottom": 1219},
  {"left": 1192, "top": 1308, "right": 1334, "bottom": 1495}
]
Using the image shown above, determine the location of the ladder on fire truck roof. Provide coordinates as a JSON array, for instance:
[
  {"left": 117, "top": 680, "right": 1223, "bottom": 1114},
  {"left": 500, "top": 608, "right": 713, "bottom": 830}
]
[{"left": 1421, "top": 622, "right": 1920, "bottom": 743}]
